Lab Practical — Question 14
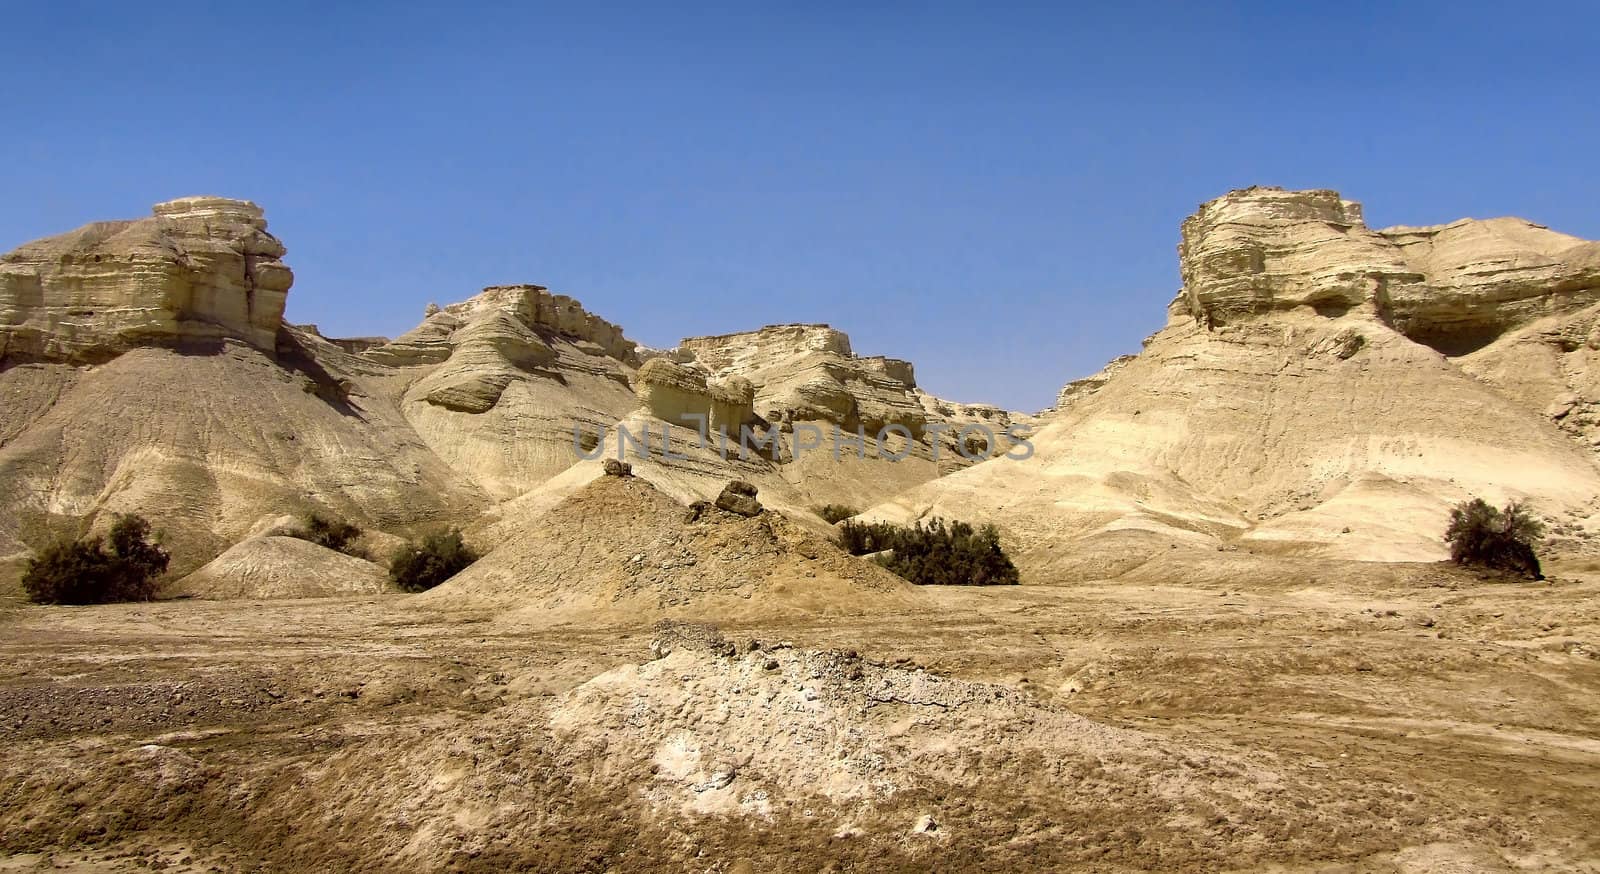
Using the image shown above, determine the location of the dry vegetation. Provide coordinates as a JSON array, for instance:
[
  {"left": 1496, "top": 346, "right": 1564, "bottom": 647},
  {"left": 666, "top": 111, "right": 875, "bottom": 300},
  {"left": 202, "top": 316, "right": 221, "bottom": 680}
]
[{"left": 1, "top": 554, "right": 1596, "bottom": 872}]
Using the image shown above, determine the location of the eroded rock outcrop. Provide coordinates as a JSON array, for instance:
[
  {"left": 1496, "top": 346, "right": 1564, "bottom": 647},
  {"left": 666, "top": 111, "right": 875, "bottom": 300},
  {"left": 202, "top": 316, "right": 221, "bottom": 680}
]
[
  {"left": 0, "top": 196, "right": 292, "bottom": 362},
  {"left": 375, "top": 284, "right": 641, "bottom": 499},
  {"left": 1179, "top": 186, "right": 1600, "bottom": 355},
  {"left": 868, "top": 187, "right": 1600, "bottom": 580},
  {"left": 679, "top": 324, "right": 928, "bottom": 435},
  {"left": 635, "top": 358, "right": 755, "bottom": 432}
]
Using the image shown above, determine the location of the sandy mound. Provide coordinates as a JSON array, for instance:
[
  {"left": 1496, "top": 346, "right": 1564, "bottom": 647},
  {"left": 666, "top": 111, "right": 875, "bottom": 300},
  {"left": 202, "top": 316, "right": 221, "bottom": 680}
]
[
  {"left": 528, "top": 635, "right": 1443, "bottom": 869},
  {"left": 168, "top": 535, "right": 389, "bottom": 599},
  {"left": 0, "top": 635, "right": 1458, "bottom": 871},
  {"left": 420, "top": 475, "right": 920, "bottom": 621}
]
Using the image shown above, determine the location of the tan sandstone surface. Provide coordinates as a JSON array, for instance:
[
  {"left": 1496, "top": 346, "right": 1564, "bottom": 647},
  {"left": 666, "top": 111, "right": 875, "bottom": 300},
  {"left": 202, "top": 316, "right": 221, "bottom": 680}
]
[
  {"left": 2, "top": 558, "right": 1597, "bottom": 870},
  {"left": 867, "top": 187, "right": 1600, "bottom": 581},
  {"left": 0, "top": 197, "right": 293, "bottom": 362},
  {"left": 168, "top": 535, "right": 390, "bottom": 600},
  {"left": 3, "top": 186, "right": 1600, "bottom": 871}
]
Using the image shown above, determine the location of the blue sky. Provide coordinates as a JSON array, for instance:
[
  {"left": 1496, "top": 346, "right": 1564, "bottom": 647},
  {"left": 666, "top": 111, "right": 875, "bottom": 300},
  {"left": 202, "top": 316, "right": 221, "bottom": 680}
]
[{"left": 3, "top": 2, "right": 1596, "bottom": 411}]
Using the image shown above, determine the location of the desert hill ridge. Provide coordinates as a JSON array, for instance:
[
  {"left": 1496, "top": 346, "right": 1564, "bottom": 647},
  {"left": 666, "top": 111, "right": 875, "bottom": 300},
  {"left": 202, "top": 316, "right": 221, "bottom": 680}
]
[
  {"left": 0, "top": 197, "right": 1029, "bottom": 585},
  {"left": 869, "top": 186, "right": 1600, "bottom": 581},
  {"left": 2, "top": 186, "right": 1598, "bottom": 592}
]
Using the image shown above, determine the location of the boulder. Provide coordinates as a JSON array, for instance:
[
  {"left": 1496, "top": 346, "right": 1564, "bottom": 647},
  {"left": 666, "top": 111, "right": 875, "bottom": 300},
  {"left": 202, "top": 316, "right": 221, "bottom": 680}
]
[{"left": 715, "top": 480, "right": 763, "bottom": 517}]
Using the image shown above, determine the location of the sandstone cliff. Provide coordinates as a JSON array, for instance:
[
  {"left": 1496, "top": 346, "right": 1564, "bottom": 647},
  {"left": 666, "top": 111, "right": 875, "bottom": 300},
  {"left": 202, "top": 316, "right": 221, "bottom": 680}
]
[
  {"left": 1179, "top": 186, "right": 1600, "bottom": 353},
  {"left": 601, "top": 323, "right": 1036, "bottom": 517},
  {"left": 361, "top": 285, "right": 641, "bottom": 500},
  {"left": 869, "top": 187, "right": 1600, "bottom": 581},
  {"left": 0, "top": 197, "right": 292, "bottom": 362}
]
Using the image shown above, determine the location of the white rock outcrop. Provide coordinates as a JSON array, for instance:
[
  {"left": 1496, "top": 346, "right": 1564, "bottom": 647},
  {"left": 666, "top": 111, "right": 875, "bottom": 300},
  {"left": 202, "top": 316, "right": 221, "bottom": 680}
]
[
  {"left": 0, "top": 196, "right": 292, "bottom": 361},
  {"left": 869, "top": 187, "right": 1600, "bottom": 580},
  {"left": 1179, "top": 186, "right": 1600, "bottom": 354}
]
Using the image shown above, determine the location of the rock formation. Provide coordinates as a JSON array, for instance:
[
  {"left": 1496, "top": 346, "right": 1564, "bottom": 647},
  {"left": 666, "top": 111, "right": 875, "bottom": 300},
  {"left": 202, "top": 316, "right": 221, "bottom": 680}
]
[
  {"left": 0, "top": 196, "right": 292, "bottom": 362},
  {"left": 634, "top": 358, "right": 754, "bottom": 432},
  {"left": 868, "top": 187, "right": 1600, "bottom": 580},
  {"left": 7, "top": 187, "right": 1596, "bottom": 594},
  {"left": 372, "top": 285, "right": 641, "bottom": 499},
  {"left": 678, "top": 324, "right": 930, "bottom": 435},
  {"left": 714, "top": 480, "right": 763, "bottom": 516},
  {"left": 1179, "top": 186, "right": 1600, "bottom": 353}
]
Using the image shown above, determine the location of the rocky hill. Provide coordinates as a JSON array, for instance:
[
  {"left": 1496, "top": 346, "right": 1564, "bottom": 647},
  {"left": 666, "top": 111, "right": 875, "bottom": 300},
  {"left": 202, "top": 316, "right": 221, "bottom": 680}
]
[
  {"left": 867, "top": 187, "right": 1600, "bottom": 580},
  {"left": 4, "top": 188, "right": 1596, "bottom": 592},
  {"left": 0, "top": 198, "right": 1022, "bottom": 587}
]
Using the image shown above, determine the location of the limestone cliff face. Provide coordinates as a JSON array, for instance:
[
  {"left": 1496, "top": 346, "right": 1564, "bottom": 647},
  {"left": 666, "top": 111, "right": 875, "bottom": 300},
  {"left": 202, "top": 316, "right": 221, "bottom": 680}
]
[
  {"left": 1054, "top": 355, "right": 1137, "bottom": 413},
  {"left": 0, "top": 196, "right": 292, "bottom": 361},
  {"left": 674, "top": 323, "right": 1005, "bottom": 440},
  {"left": 1179, "top": 187, "right": 1600, "bottom": 354},
  {"left": 870, "top": 187, "right": 1600, "bottom": 581},
  {"left": 635, "top": 358, "right": 754, "bottom": 432},
  {"left": 369, "top": 285, "right": 641, "bottom": 500}
]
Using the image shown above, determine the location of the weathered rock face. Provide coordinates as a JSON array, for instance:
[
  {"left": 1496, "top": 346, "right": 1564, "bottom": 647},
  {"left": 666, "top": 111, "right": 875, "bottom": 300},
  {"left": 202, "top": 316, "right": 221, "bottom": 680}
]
[
  {"left": 1054, "top": 354, "right": 1137, "bottom": 413},
  {"left": 0, "top": 196, "right": 292, "bottom": 362},
  {"left": 372, "top": 285, "right": 641, "bottom": 499},
  {"left": 870, "top": 187, "right": 1600, "bottom": 581},
  {"left": 1458, "top": 300, "right": 1600, "bottom": 452},
  {"left": 635, "top": 358, "right": 755, "bottom": 432},
  {"left": 1382, "top": 218, "right": 1600, "bottom": 354},
  {"left": 678, "top": 325, "right": 927, "bottom": 433},
  {"left": 1179, "top": 187, "right": 1600, "bottom": 355},
  {"left": 670, "top": 323, "right": 1031, "bottom": 453},
  {"left": 365, "top": 284, "right": 635, "bottom": 373}
]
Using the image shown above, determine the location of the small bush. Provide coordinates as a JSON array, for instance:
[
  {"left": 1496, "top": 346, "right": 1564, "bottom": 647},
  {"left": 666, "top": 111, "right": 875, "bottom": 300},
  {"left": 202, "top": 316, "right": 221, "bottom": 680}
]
[
  {"left": 288, "top": 513, "right": 366, "bottom": 558},
  {"left": 1444, "top": 498, "right": 1543, "bottom": 579},
  {"left": 817, "top": 504, "right": 860, "bottom": 525},
  {"left": 22, "top": 514, "right": 170, "bottom": 604},
  {"left": 837, "top": 519, "right": 903, "bottom": 555},
  {"left": 839, "top": 517, "right": 1019, "bottom": 586},
  {"left": 390, "top": 529, "right": 479, "bottom": 593}
]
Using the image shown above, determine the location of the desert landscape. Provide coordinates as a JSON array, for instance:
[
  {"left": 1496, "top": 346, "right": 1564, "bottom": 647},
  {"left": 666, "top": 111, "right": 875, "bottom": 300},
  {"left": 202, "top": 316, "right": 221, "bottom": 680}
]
[{"left": 0, "top": 183, "right": 1597, "bottom": 872}]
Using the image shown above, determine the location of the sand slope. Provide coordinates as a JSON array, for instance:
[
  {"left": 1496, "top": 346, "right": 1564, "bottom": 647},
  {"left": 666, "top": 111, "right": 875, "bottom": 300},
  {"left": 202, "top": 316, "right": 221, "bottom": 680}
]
[
  {"left": 421, "top": 474, "right": 921, "bottom": 621},
  {"left": 168, "top": 535, "right": 390, "bottom": 599}
]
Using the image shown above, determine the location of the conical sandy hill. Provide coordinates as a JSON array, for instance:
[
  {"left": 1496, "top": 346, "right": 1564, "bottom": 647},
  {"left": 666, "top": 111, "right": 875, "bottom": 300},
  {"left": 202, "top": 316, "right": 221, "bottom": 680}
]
[
  {"left": 419, "top": 473, "right": 921, "bottom": 622},
  {"left": 168, "top": 535, "right": 389, "bottom": 599},
  {"left": 866, "top": 188, "right": 1600, "bottom": 581}
]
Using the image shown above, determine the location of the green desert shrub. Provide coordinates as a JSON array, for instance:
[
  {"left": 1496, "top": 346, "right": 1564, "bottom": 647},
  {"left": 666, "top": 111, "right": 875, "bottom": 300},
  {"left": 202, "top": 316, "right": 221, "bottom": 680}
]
[
  {"left": 288, "top": 513, "right": 366, "bottom": 558},
  {"left": 22, "top": 514, "right": 170, "bottom": 604},
  {"left": 839, "top": 517, "right": 1019, "bottom": 586},
  {"left": 817, "top": 504, "right": 860, "bottom": 525},
  {"left": 837, "top": 519, "right": 903, "bottom": 556},
  {"left": 1444, "top": 498, "right": 1544, "bottom": 579},
  {"left": 390, "top": 529, "right": 479, "bottom": 593}
]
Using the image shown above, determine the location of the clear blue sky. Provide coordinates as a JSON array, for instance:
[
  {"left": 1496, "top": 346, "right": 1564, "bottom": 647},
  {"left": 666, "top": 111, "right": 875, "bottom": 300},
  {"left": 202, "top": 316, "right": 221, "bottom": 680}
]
[{"left": 3, "top": 2, "right": 1596, "bottom": 411}]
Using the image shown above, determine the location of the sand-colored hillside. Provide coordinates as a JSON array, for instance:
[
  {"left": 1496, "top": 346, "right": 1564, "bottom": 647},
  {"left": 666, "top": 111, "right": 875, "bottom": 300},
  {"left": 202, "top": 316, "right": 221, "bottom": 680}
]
[
  {"left": 0, "top": 340, "right": 486, "bottom": 579},
  {"left": 419, "top": 474, "right": 921, "bottom": 622},
  {"left": 870, "top": 188, "right": 1600, "bottom": 582},
  {"left": 168, "top": 535, "right": 390, "bottom": 599}
]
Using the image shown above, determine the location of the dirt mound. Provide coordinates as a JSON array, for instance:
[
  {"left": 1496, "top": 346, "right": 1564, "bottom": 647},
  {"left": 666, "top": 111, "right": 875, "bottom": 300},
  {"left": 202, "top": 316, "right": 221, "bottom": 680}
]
[
  {"left": 538, "top": 638, "right": 1450, "bottom": 869},
  {"left": 168, "top": 535, "right": 390, "bottom": 599},
  {"left": 419, "top": 476, "right": 920, "bottom": 621}
]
